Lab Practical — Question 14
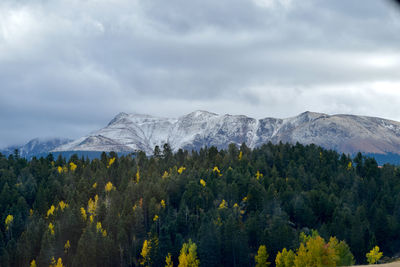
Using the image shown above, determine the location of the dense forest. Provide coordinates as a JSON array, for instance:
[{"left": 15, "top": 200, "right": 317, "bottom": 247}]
[{"left": 0, "top": 142, "right": 399, "bottom": 266}]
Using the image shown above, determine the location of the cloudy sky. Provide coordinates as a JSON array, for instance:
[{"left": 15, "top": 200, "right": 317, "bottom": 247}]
[{"left": 1, "top": 0, "right": 400, "bottom": 147}]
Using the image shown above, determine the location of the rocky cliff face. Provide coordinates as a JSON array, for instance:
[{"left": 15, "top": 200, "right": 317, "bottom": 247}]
[{"left": 53, "top": 111, "right": 400, "bottom": 155}]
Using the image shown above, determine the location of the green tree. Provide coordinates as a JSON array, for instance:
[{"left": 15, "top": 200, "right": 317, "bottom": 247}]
[{"left": 328, "top": 237, "right": 355, "bottom": 266}]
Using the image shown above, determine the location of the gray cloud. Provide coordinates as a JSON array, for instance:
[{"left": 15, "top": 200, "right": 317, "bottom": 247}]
[{"left": 1, "top": 0, "right": 400, "bottom": 147}]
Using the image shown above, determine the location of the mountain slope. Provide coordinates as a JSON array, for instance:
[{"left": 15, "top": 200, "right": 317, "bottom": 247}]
[
  {"left": 53, "top": 111, "right": 400, "bottom": 155},
  {"left": 1, "top": 137, "right": 72, "bottom": 158}
]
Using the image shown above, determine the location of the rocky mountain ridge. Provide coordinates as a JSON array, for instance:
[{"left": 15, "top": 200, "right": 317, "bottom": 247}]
[{"left": 52, "top": 110, "right": 400, "bottom": 155}]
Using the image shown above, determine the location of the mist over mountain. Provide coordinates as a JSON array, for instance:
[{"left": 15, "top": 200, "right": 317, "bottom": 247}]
[{"left": 52, "top": 111, "right": 400, "bottom": 157}]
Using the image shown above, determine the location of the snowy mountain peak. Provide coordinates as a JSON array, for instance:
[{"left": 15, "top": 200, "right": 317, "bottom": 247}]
[
  {"left": 53, "top": 111, "right": 400, "bottom": 155},
  {"left": 181, "top": 110, "right": 218, "bottom": 119}
]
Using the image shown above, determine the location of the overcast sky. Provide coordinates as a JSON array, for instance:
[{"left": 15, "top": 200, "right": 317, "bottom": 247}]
[{"left": 1, "top": 0, "right": 400, "bottom": 147}]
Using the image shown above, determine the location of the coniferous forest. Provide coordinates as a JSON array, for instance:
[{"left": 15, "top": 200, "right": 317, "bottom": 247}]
[{"left": 1, "top": 142, "right": 400, "bottom": 266}]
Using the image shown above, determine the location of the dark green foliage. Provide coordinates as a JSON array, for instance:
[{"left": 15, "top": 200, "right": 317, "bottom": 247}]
[{"left": 0, "top": 143, "right": 400, "bottom": 266}]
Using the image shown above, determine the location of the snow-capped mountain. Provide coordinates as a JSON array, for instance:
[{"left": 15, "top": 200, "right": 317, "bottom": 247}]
[
  {"left": 1, "top": 137, "right": 72, "bottom": 158},
  {"left": 53, "top": 111, "right": 400, "bottom": 155}
]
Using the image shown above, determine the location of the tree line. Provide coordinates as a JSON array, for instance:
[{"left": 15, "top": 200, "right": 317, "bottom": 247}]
[{"left": 0, "top": 142, "right": 399, "bottom": 266}]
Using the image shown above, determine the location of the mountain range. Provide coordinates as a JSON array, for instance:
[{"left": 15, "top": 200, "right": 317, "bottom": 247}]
[
  {"left": 3, "top": 111, "right": 400, "bottom": 162},
  {"left": 55, "top": 110, "right": 400, "bottom": 155},
  {"left": 0, "top": 137, "right": 72, "bottom": 158}
]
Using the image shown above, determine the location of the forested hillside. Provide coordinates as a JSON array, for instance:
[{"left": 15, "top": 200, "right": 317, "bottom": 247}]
[{"left": 1, "top": 142, "right": 399, "bottom": 266}]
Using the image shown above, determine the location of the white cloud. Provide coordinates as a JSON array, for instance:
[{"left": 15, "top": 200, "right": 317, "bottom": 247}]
[{"left": 1, "top": 0, "right": 400, "bottom": 147}]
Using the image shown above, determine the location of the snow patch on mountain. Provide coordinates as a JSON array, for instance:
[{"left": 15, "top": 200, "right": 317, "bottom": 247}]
[{"left": 52, "top": 110, "right": 400, "bottom": 155}]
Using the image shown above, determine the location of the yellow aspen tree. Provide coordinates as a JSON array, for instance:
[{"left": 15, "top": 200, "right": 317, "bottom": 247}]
[
  {"left": 275, "top": 248, "right": 295, "bottom": 267},
  {"left": 165, "top": 253, "right": 173, "bottom": 267},
  {"left": 218, "top": 199, "right": 227, "bottom": 209},
  {"left": 199, "top": 179, "right": 206, "bottom": 187},
  {"left": 212, "top": 166, "right": 222, "bottom": 176},
  {"left": 48, "top": 223, "right": 55, "bottom": 235},
  {"left": 64, "top": 240, "right": 70, "bottom": 253},
  {"left": 88, "top": 195, "right": 98, "bottom": 216},
  {"left": 50, "top": 257, "right": 56, "bottom": 266},
  {"left": 47, "top": 205, "right": 55, "bottom": 218},
  {"left": 178, "top": 239, "right": 199, "bottom": 267},
  {"left": 255, "top": 245, "right": 270, "bottom": 267},
  {"left": 255, "top": 171, "right": 263, "bottom": 180},
  {"left": 347, "top": 161, "right": 352, "bottom": 170},
  {"left": 50, "top": 257, "right": 64, "bottom": 267},
  {"left": 5, "top": 214, "right": 13, "bottom": 230},
  {"left": 294, "top": 235, "right": 337, "bottom": 267},
  {"left": 55, "top": 258, "right": 64, "bottom": 267},
  {"left": 58, "top": 201, "right": 68, "bottom": 211},
  {"left": 366, "top": 246, "right": 383, "bottom": 264},
  {"left": 140, "top": 239, "right": 152, "bottom": 266},
  {"left": 96, "top": 222, "right": 103, "bottom": 232},
  {"left": 80, "top": 207, "right": 87, "bottom": 221},
  {"left": 57, "top": 166, "right": 63, "bottom": 174},
  {"left": 162, "top": 171, "right": 169, "bottom": 179},
  {"left": 69, "top": 162, "right": 77, "bottom": 171},
  {"left": 92, "top": 182, "right": 97, "bottom": 189},
  {"left": 30, "top": 259, "right": 37, "bottom": 267},
  {"left": 161, "top": 200, "right": 166, "bottom": 208},
  {"left": 107, "top": 157, "right": 115, "bottom": 168},
  {"left": 105, "top": 181, "right": 114, "bottom": 192},
  {"left": 238, "top": 151, "right": 243, "bottom": 160},
  {"left": 178, "top": 166, "right": 186, "bottom": 174},
  {"left": 136, "top": 167, "right": 140, "bottom": 183}
]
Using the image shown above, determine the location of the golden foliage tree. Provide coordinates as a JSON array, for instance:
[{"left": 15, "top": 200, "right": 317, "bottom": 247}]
[
  {"left": 218, "top": 199, "right": 227, "bottom": 209},
  {"left": 366, "top": 246, "right": 383, "bottom": 264},
  {"left": 80, "top": 207, "right": 87, "bottom": 221},
  {"left": 107, "top": 157, "right": 115, "bottom": 168},
  {"left": 141, "top": 239, "right": 152, "bottom": 266},
  {"left": 5, "top": 214, "right": 13, "bottom": 230},
  {"left": 178, "top": 166, "right": 186, "bottom": 174},
  {"left": 178, "top": 239, "right": 200, "bottom": 267},
  {"left": 69, "top": 162, "right": 77, "bottom": 171},
  {"left": 48, "top": 223, "right": 55, "bottom": 235},
  {"left": 165, "top": 253, "right": 173, "bottom": 267},
  {"left": 50, "top": 257, "right": 64, "bottom": 267},
  {"left": 88, "top": 195, "right": 98, "bottom": 216},
  {"left": 136, "top": 168, "right": 140, "bottom": 183},
  {"left": 255, "top": 245, "right": 270, "bottom": 267},
  {"left": 47, "top": 205, "right": 55, "bottom": 218},
  {"left": 105, "top": 181, "right": 115, "bottom": 192},
  {"left": 293, "top": 233, "right": 337, "bottom": 267},
  {"left": 275, "top": 248, "right": 295, "bottom": 267}
]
